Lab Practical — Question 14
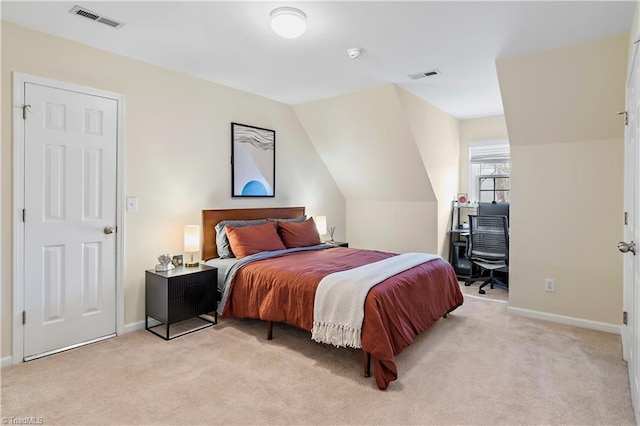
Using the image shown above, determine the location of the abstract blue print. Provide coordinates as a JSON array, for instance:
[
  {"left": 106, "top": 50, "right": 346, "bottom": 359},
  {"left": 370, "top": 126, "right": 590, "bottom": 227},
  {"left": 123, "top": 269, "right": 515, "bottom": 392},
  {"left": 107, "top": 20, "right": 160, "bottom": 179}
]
[
  {"left": 242, "top": 180, "right": 268, "bottom": 196},
  {"left": 231, "top": 123, "right": 275, "bottom": 197}
]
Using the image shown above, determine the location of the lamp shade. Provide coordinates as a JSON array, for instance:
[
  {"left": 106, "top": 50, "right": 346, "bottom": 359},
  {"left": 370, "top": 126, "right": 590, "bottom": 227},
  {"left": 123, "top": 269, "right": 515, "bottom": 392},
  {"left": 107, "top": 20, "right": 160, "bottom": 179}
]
[
  {"left": 315, "top": 216, "right": 327, "bottom": 236},
  {"left": 184, "top": 225, "right": 200, "bottom": 253},
  {"left": 270, "top": 7, "right": 307, "bottom": 39}
]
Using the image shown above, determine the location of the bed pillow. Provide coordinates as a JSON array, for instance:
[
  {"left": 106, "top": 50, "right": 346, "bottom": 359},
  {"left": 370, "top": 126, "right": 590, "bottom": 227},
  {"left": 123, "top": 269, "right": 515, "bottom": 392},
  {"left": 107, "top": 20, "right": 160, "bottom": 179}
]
[
  {"left": 268, "top": 215, "right": 307, "bottom": 223},
  {"left": 277, "top": 217, "right": 322, "bottom": 248},
  {"left": 225, "top": 222, "right": 286, "bottom": 258},
  {"left": 215, "top": 219, "right": 269, "bottom": 258}
]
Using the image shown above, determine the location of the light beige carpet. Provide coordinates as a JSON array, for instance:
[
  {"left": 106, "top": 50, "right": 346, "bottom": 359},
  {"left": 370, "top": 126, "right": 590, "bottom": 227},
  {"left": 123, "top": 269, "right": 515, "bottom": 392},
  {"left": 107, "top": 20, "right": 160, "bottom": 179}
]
[
  {"left": 1, "top": 296, "right": 634, "bottom": 425},
  {"left": 458, "top": 280, "right": 509, "bottom": 302}
]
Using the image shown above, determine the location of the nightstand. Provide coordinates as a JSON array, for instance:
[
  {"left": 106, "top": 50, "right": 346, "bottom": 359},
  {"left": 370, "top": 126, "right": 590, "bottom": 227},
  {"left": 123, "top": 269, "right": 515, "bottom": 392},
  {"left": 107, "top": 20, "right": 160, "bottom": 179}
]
[
  {"left": 145, "top": 264, "right": 218, "bottom": 340},
  {"left": 326, "top": 241, "right": 348, "bottom": 248}
]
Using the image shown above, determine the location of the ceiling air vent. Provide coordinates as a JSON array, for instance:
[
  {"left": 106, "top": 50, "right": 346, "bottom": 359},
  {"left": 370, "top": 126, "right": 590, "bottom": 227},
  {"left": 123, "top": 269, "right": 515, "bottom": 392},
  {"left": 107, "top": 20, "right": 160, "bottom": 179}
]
[
  {"left": 69, "top": 5, "right": 125, "bottom": 29},
  {"left": 408, "top": 69, "right": 441, "bottom": 80}
]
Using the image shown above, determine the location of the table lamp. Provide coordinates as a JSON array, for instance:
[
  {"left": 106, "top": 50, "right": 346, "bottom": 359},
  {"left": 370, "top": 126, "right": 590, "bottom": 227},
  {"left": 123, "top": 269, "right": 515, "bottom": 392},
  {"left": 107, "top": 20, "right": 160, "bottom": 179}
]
[
  {"left": 315, "top": 216, "right": 327, "bottom": 239},
  {"left": 184, "top": 225, "right": 200, "bottom": 267}
]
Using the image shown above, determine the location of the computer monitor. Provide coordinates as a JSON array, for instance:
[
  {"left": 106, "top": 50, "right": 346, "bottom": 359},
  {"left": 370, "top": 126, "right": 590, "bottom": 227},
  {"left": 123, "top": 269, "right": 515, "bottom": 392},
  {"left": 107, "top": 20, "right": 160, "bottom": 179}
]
[{"left": 478, "top": 202, "right": 509, "bottom": 219}]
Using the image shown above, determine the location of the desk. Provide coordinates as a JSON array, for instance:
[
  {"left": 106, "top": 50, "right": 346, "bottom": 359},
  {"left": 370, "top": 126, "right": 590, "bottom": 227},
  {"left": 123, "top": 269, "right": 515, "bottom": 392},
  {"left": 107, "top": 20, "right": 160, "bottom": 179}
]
[
  {"left": 449, "top": 201, "right": 477, "bottom": 278},
  {"left": 450, "top": 229, "right": 472, "bottom": 277}
]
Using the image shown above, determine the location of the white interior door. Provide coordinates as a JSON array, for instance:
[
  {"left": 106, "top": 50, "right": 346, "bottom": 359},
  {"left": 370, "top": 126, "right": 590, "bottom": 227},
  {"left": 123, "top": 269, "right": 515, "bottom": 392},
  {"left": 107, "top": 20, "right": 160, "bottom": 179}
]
[
  {"left": 23, "top": 82, "right": 118, "bottom": 360},
  {"left": 623, "top": 38, "right": 640, "bottom": 424}
]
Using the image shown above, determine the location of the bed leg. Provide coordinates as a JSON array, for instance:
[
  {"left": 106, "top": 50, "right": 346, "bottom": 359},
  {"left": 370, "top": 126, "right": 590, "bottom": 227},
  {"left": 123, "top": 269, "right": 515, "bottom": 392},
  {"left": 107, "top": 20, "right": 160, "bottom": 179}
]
[
  {"left": 267, "top": 321, "right": 273, "bottom": 340},
  {"left": 363, "top": 350, "right": 371, "bottom": 378}
]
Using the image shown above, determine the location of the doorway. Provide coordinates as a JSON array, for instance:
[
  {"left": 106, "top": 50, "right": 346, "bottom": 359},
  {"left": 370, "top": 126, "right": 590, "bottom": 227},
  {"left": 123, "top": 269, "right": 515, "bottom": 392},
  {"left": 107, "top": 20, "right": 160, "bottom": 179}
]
[
  {"left": 12, "top": 73, "right": 125, "bottom": 362},
  {"left": 622, "top": 38, "right": 640, "bottom": 424}
]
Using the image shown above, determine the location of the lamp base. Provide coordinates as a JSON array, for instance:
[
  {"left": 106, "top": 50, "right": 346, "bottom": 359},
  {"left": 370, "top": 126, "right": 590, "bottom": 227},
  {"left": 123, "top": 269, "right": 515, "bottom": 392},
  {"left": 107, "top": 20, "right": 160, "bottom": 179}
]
[{"left": 185, "top": 261, "right": 199, "bottom": 267}]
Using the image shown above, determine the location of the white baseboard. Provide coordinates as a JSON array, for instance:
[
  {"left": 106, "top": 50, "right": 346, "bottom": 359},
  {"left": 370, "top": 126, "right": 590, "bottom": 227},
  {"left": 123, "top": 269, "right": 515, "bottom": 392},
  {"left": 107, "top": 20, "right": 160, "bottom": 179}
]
[
  {"left": 124, "top": 320, "right": 146, "bottom": 333},
  {"left": 507, "top": 306, "right": 621, "bottom": 335},
  {"left": 124, "top": 318, "right": 160, "bottom": 334},
  {"left": 2, "top": 356, "right": 14, "bottom": 368}
]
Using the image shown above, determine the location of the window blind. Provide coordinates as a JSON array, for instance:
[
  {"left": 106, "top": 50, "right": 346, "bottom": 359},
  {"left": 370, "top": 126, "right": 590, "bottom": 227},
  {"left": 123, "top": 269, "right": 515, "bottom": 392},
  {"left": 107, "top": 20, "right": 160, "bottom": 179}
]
[{"left": 469, "top": 139, "right": 510, "bottom": 164}]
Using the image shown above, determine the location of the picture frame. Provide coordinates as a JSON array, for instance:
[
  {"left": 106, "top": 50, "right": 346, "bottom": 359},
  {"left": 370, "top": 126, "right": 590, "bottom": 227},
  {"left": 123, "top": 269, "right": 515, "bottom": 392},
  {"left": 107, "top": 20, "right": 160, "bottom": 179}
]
[
  {"left": 457, "top": 193, "right": 468, "bottom": 205},
  {"left": 231, "top": 122, "right": 275, "bottom": 197},
  {"left": 171, "top": 255, "right": 183, "bottom": 268}
]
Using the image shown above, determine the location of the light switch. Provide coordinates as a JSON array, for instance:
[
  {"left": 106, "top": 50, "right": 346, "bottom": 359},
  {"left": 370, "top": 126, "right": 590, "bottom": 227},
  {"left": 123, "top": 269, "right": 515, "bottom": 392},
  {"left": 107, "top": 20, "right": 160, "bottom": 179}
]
[{"left": 126, "top": 196, "right": 138, "bottom": 212}]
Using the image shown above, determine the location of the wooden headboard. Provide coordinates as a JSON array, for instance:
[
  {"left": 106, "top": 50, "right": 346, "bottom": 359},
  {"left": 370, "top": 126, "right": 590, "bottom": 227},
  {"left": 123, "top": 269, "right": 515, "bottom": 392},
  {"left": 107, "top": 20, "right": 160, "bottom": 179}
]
[{"left": 202, "top": 207, "right": 306, "bottom": 261}]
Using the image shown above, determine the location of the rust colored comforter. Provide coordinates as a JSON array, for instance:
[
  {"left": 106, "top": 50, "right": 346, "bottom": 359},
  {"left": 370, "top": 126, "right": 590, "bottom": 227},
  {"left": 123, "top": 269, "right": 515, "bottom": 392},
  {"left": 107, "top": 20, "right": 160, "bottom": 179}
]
[{"left": 221, "top": 247, "right": 463, "bottom": 389}]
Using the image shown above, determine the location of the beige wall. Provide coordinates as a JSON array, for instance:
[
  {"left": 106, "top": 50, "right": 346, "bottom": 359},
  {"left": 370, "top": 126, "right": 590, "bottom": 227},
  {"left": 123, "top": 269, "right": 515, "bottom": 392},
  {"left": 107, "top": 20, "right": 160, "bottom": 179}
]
[
  {"left": 458, "top": 115, "right": 508, "bottom": 196},
  {"left": 347, "top": 201, "right": 438, "bottom": 254},
  {"left": 497, "top": 33, "right": 627, "bottom": 325},
  {"left": 293, "top": 84, "right": 438, "bottom": 253},
  {"left": 509, "top": 140, "right": 624, "bottom": 323},
  {"left": 396, "top": 87, "right": 460, "bottom": 256},
  {"left": 1, "top": 22, "right": 345, "bottom": 359},
  {"left": 293, "top": 84, "right": 435, "bottom": 203},
  {"left": 294, "top": 84, "right": 460, "bottom": 256},
  {"left": 500, "top": 34, "right": 627, "bottom": 147}
]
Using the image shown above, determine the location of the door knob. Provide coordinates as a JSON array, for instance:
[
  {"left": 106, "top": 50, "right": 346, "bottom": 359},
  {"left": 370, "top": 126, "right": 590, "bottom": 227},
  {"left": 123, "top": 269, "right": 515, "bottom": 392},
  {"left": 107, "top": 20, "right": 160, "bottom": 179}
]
[
  {"left": 103, "top": 226, "right": 114, "bottom": 235},
  {"left": 618, "top": 241, "right": 636, "bottom": 255}
]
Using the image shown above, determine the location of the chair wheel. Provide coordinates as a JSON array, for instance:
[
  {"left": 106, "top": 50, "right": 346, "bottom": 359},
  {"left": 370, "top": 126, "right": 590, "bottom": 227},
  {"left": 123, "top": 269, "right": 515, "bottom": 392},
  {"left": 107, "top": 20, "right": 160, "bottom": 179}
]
[
  {"left": 464, "top": 281, "right": 472, "bottom": 287},
  {"left": 479, "top": 289, "right": 486, "bottom": 295}
]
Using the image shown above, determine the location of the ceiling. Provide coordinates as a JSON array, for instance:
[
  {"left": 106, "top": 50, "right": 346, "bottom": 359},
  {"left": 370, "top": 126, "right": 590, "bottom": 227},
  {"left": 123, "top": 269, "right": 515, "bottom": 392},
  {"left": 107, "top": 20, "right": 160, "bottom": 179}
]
[{"left": 1, "top": 1, "right": 635, "bottom": 119}]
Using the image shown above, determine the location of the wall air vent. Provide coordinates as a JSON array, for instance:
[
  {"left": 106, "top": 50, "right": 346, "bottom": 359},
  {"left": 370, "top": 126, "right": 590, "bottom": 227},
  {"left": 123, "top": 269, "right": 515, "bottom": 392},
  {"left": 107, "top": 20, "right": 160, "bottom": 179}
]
[
  {"left": 69, "top": 5, "right": 125, "bottom": 29},
  {"left": 408, "top": 69, "right": 441, "bottom": 80}
]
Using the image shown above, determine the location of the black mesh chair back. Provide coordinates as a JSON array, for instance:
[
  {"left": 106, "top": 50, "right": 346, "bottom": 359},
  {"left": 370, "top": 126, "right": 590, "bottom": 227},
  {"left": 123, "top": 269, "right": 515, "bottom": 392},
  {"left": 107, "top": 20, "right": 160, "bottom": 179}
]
[
  {"left": 466, "top": 215, "right": 509, "bottom": 294},
  {"left": 468, "top": 215, "right": 509, "bottom": 264}
]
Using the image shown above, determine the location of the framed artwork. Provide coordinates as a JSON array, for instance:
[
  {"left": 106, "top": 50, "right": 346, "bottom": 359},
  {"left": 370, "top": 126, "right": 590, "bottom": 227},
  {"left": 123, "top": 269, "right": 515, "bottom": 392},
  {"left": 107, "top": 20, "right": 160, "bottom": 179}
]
[{"left": 231, "top": 122, "right": 275, "bottom": 197}]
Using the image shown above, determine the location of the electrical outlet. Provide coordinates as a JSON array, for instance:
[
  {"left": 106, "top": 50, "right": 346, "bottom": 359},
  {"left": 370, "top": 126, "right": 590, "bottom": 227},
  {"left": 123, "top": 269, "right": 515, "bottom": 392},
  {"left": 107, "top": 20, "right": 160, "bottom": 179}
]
[{"left": 544, "top": 278, "right": 556, "bottom": 292}]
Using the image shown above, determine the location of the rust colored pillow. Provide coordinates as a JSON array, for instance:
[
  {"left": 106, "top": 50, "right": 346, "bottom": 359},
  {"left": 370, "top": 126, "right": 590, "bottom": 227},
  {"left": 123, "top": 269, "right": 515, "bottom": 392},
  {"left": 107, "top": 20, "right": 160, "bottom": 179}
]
[
  {"left": 277, "top": 217, "right": 322, "bottom": 248},
  {"left": 225, "top": 222, "right": 286, "bottom": 258}
]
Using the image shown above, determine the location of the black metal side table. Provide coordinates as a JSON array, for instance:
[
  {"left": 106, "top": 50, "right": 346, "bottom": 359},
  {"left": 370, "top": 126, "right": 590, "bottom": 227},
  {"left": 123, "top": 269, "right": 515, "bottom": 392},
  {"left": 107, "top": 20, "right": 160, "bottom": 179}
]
[{"left": 145, "top": 264, "right": 218, "bottom": 340}]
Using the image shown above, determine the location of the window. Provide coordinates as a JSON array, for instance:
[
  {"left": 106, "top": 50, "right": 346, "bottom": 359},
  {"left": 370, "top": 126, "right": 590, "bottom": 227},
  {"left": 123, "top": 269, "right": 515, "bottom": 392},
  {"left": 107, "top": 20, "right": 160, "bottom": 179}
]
[{"left": 469, "top": 140, "right": 510, "bottom": 203}]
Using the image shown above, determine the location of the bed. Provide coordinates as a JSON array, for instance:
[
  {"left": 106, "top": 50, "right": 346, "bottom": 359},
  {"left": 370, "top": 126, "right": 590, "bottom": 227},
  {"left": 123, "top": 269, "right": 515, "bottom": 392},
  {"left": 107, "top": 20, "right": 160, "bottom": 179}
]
[{"left": 202, "top": 207, "right": 463, "bottom": 390}]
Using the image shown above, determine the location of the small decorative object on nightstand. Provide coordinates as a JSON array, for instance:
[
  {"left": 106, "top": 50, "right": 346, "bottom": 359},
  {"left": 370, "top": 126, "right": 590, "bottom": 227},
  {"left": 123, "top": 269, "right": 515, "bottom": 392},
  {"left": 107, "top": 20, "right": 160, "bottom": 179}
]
[
  {"left": 171, "top": 254, "right": 183, "bottom": 268},
  {"left": 327, "top": 226, "right": 336, "bottom": 243},
  {"left": 145, "top": 264, "right": 218, "bottom": 340},
  {"left": 155, "top": 254, "right": 175, "bottom": 272}
]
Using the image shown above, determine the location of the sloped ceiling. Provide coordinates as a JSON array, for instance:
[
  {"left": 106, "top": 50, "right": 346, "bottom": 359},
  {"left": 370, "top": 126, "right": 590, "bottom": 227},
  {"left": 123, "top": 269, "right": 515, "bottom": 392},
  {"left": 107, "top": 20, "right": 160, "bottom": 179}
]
[
  {"left": 497, "top": 33, "right": 628, "bottom": 146},
  {"left": 293, "top": 84, "right": 436, "bottom": 202}
]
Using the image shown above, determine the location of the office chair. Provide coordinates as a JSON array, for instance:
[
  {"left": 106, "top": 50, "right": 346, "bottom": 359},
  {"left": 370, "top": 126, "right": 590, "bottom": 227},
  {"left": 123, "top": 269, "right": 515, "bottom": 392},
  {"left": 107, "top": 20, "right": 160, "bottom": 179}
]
[{"left": 464, "top": 215, "right": 509, "bottom": 294}]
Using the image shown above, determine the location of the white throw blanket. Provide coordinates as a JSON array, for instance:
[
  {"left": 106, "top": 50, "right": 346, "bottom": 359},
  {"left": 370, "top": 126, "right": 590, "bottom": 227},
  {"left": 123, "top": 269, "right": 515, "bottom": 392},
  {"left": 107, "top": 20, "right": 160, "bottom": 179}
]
[{"left": 311, "top": 252, "right": 441, "bottom": 348}]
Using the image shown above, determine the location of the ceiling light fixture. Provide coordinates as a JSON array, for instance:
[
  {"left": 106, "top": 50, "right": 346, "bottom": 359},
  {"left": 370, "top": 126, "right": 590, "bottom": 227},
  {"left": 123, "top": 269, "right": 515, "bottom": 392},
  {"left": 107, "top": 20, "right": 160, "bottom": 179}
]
[{"left": 270, "top": 7, "right": 307, "bottom": 39}]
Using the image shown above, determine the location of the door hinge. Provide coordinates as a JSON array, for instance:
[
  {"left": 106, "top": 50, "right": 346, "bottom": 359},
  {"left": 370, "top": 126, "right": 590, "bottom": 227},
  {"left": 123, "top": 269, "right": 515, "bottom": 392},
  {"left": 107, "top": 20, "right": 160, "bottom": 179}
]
[
  {"left": 22, "top": 311, "right": 26, "bottom": 325},
  {"left": 624, "top": 311, "right": 628, "bottom": 325},
  {"left": 618, "top": 111, "right": 628, "bottom": 126},
  {"left": 22, "top": 104, "right": 31, "bottom": 120},
  {"left": 625, "top": 211, "right": 628, "bottom": 226}
]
